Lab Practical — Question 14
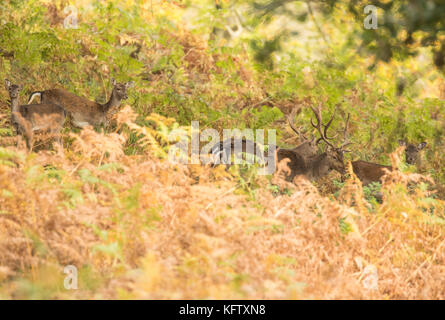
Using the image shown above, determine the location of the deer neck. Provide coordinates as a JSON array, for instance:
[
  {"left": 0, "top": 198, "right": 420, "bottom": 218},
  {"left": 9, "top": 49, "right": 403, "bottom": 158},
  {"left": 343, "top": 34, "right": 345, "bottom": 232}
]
[
  {"left": 311, "top": 153, "right": 329, "bottom": 178},
  {"left": 102, "top": 90, "right": 121, "bottom": 113},
  {"left": 10, "top": 96, "right": 20, "bottom": 113}
]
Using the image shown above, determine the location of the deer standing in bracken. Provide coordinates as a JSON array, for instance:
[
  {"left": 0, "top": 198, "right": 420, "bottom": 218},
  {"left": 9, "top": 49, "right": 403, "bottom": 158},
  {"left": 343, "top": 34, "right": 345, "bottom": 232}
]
[
  {"left": 28, "top": 78, "right": 134, "bottom": 128},
  {"left": 5, "top": 79, "right": 66, "bottom": 150}
]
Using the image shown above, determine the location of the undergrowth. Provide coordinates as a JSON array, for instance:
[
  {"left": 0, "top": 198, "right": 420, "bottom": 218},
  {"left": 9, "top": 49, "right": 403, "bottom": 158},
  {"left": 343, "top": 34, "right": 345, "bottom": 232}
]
[{"left": 0, "top": 0, "right": 444, "bottom": 299}]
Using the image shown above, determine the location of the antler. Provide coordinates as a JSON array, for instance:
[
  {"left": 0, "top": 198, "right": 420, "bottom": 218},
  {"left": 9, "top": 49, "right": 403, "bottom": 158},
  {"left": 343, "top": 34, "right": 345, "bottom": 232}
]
[
  {"left": 310, "top": 104, "right": 353, "bottom": 152},
  {"left": 287, "top": 106, "right": 309, "bottom": 141},
  {"left": 310, "top": 104, "right": 338, "bottom": 148}
]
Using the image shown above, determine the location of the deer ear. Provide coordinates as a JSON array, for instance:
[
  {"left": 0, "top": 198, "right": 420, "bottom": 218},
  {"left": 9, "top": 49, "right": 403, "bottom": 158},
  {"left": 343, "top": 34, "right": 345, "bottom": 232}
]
[
  {"left": 111, "top": 78, "right": 117, "bottom": 86},
  {"left": 417, "top": 142, "right": 427, "bottom": 150},
  {"left": 4, "top": 79, "right": 11, "bottom": 90},
  {"left": 18, "top": 84, "right": 23, "bottom": 90},
  {"left": 125, "top": 81, "right": 134, "bottom": 88},
  {"left": 398, "top": 140, "right": 407, "bottom": 146}
]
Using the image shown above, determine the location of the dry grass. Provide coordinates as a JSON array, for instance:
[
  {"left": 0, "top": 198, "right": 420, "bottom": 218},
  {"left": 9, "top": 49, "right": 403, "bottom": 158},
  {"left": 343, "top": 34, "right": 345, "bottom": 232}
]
[{"left": 0, "top": 109, "right": 443, "bottom": 300}]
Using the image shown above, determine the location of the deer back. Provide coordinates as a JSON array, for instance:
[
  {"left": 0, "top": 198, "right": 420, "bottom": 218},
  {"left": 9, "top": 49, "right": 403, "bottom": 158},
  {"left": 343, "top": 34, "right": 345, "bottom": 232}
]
[
  {"left": 41, "top": 88, "right": 98, "bottom": 110},
  {"left": 20, "top": 103, "right": 66, "bottom": 131},
  {"left": 276, "top": 147, "right": 307, "bottom": 181},
  {"left": 351, "top": 160, "right": 392, "bottom": 186},
  {"left": 38, "top": 80, "right": 133, "bottom": 128}
]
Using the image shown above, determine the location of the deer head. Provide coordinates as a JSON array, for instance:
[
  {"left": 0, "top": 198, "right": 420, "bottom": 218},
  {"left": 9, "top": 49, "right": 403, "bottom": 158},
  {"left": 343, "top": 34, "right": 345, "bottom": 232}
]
[
  {"left": 275, "top": 104, "right": 351, "bottom": 182},
  {"left": 398, "top": 140, "right": 427, "bottom": 165},
  {"left": 110, "top": 78, "right": 134, "bottom": 101},
  {"left": 310, "top": 104, "right": 351, "bottom": 176},
  {"left": 4, "top": 79, "right": 23, "bottom": 100}
]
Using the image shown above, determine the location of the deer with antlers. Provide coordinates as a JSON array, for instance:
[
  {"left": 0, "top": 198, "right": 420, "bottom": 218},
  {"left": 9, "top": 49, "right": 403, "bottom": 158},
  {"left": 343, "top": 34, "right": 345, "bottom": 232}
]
[
  {"left": 278, "top": 104, "right": 351, "bottom": 181},
  {"left": 209, "top": 104, "right": 351, "bottom": 183},
  {"left": 278, "top": 106, "right": 318, "bottom": 162},
  {"left": 209, "top": 105, "right": 319, "bottom": 171}
]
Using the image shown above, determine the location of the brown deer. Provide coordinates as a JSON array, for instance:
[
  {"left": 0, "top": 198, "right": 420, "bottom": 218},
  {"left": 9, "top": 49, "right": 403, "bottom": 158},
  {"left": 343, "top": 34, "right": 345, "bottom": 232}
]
[
  {"left": 27, "top": 78, "right": 134, "bottom": 128},
  {"left": 282, "top": 104, "right": 351, "bottom": 181},
  {"left": 279, "top": 106, "right": 318, "bottom": 162},
  {"left": 398, "top": 140, "right": 427, "bottom": 165},
  {"left": 351, "top": 140, "right": 427, "bottom": 186},
  {"left": 5, "top": 79, "right": 66, "bottom": 150},
  {"left": 350, "top": 161, "right": 392, "bottom": 186},
  {"left": 209, "top": 105, "right": 351, "bottom": 182},
  {"left": 209, "top": 106, "right": 319, "bottom": 170}
]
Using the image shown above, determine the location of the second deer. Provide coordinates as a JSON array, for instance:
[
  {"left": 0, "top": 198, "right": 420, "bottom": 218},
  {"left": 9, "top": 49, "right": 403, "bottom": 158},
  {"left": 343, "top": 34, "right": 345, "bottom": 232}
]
[
  {"left": 28, "top": 78, "right": 134, "bottom": 128},
  {"left": 351, "top": 140, "right": 427, "bottom": 186}
]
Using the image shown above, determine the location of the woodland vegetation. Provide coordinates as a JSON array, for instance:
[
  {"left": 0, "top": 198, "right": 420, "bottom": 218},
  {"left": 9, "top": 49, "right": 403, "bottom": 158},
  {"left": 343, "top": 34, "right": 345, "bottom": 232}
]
[{"left": 0, "top": 0, "right": 444, "bottom": 299}]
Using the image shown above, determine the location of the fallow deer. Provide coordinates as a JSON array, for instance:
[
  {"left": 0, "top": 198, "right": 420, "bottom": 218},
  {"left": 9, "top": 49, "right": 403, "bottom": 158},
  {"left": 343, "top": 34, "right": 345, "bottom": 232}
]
[
  {"left": 5, "top": 79, "right": 66, "bottom": 150},
  {"left": 398, "top": 140, "right": 427, "bottom": 165},
  {"left": 27, "top": 78, "right": 134, "bottom": 128},
  {"left": 350, "top": 161, "right": 392, "bottom": 186},
  {"left": 351, "top": 140, "right": 427, "bottom": 186}
]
